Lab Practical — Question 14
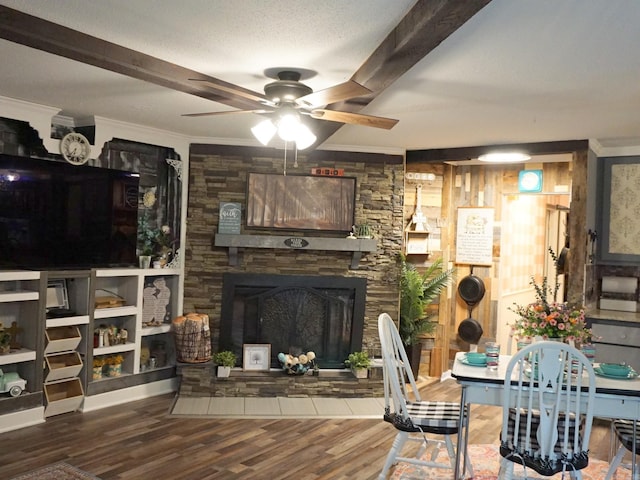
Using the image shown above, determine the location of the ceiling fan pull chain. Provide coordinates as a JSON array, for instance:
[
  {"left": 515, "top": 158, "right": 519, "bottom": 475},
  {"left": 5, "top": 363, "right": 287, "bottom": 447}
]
[
  {"left": 294, "top": 145, "right": 299, "bottom": 168},
  {"left": 283, "top": 141, "right": 288, "bottom": 176}
]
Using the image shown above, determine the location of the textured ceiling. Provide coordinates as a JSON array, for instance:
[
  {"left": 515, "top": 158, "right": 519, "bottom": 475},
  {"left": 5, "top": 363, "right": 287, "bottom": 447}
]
[{"left": 1, "top": 0, "right": 640, "bottom": 154}]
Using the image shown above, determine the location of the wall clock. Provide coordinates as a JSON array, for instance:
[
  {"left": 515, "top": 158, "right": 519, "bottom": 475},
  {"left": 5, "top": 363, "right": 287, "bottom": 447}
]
[{"left": 60, "top": 132, "right": 91, "bottom": 165}]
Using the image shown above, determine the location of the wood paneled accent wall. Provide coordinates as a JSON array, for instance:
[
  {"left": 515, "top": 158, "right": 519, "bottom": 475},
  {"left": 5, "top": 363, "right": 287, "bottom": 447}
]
[
  {"left": 406, "top": 144, "right": 588, "bottom": 372},
  {"left": 183, "top": 144, "right": 405, "bottom": 354}
]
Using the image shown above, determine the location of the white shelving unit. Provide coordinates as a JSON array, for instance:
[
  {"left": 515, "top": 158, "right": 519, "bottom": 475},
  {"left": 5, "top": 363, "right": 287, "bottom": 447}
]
[
  {"left": 0, "top": 267, "right": 182, "bottom": 429},
  {"left": 0, "top": 271, "right": 44, "bottom": 429},
  {"left": 87, "top": 268, "right": 180, "bottom": 397}
]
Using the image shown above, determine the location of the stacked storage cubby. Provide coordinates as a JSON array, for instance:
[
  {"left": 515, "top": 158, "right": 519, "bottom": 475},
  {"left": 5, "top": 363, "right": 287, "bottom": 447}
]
[{"left": 42, "top": 271, "right": 90, "bottom": 417}]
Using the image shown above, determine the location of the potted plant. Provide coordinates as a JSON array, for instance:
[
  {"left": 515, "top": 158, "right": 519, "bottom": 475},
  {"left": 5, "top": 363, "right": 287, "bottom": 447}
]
[
  {"left": 213, "top": 350, "right": 236, "bottom": 378},
  {"left": 399, "top": 254, "right": 455, "bottom": 377},
  {"left": 345, "top": 351, "right": 371, "bottom": 378}
]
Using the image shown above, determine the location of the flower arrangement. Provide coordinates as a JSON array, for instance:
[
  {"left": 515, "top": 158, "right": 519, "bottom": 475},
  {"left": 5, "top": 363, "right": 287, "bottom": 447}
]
[
  {"left": 106, "top": 354, "right": 124, "bottom": 365},
  {"left": 93, "top": 357, "right": 106, "bottom": 368},
  {"left": 509, "top": 248, "right": 595, "bottom": 345},
  {"left": 277, "top": 351, "right": 317, "bottom": 375},
  {"left": 138, "top": 187, "right": 176, "bottom": 257}
]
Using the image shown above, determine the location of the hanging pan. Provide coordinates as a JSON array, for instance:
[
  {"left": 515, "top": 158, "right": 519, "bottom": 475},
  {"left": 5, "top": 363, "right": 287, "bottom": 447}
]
[
  {"left": 457, "top": 268, "right": 486, "bottom": 350},
  {"left": 458, "top": 312, "right": 484, "bottom": 349},
  {"left": 457, "top": 273, "right": 486, "bottom": 307}
]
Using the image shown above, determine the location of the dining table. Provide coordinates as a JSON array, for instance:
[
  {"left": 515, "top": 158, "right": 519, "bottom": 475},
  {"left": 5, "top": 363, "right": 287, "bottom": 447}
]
[{"left": 451, "top": 351, "right": 640, "bottom": 480}]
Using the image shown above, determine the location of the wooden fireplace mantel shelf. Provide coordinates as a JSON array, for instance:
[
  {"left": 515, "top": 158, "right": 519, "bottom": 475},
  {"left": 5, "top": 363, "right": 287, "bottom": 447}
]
[{"left": 214, "top": 234, "right": 378, "bottom": 269}]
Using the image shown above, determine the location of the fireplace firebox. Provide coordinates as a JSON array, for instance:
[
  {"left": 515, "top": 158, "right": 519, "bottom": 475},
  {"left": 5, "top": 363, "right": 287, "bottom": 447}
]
[{"left": 219, "top": 273, "right": 367, "bottom": 369}]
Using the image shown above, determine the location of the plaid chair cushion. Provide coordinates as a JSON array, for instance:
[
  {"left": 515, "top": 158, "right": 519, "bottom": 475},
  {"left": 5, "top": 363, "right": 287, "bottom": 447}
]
[
  {"left": 613, "top": 419, "right": 640, "bottom": 454},
  {"left": 389, "top": 401, "right": 461, "bottom": 435},
  {"left": 500, "top": 408, "right": 588, "bottom": 476}
]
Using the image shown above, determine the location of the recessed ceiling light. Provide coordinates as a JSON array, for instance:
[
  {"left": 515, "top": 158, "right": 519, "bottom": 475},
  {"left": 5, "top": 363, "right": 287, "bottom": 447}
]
[{"left": 478, "top": 152, "right": 531, "bottom": 163}]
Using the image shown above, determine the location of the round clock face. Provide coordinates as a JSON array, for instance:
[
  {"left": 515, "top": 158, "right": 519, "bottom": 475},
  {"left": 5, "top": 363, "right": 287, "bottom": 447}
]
[{"left": 60, "top": 132, "right": 91, "bottom": 165}]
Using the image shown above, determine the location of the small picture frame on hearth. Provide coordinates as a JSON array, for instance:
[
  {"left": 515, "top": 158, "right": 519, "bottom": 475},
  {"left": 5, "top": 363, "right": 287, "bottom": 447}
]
[{"left": 243, "top": 344, "right": 271, "bottom": 371}]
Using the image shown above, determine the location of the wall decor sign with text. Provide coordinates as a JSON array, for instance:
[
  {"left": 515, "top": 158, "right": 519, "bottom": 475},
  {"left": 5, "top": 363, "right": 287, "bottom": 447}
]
[
  {"left": 218, "top": 202, "right": 242, "bottom": 234},
  {"left": 455, "top": 207, "right": 494, "bottom": 266}
]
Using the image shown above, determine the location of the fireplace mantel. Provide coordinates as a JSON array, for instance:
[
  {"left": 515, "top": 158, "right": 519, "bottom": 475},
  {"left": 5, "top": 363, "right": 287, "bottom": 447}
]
[{"left": 214, "top": 234, "right": 377, "bottom": 269}]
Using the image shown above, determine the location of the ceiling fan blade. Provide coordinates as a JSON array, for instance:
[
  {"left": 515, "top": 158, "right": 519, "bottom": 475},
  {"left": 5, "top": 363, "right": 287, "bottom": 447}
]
[
  {"left": 182, "top": 109, "right": 272, "bottom": 118},
  {"left": 297, "top": 80, "right": 371, "bottom": 108},
  {"left": 189, "top": 78, "right": 268, "bottom": 107},
  {"left": 310, "top": 109, "right": 398, "bottom": 130}
]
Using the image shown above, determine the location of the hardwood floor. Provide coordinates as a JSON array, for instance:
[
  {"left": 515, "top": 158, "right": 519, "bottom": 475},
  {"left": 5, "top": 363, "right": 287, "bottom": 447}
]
[{"left": 0, "top": 379, "right": 614, "bottom": 479}]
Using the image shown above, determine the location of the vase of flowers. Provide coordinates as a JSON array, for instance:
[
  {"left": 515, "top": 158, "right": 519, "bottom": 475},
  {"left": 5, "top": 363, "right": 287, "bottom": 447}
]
[
  {"left": 138, "top": 187, "right": 177, "bottom": 267},
  {"left": 92, "top": 357, "right": 106, "bottom": 380},
  {"left": 106, "top": 355, "right": 124, "bottom": 377},
  {"left": 509, "top": 248, "right": 595, "bottom": 347}
]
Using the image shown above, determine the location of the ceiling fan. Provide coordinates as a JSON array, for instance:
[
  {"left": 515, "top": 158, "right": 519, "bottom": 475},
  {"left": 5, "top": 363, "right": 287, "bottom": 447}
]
[
  {"left": 0, "top": 2, "right": 489, "bottom": 150},
  {"left": 183, "top": 70, "right": 399, "bottom": 148}
]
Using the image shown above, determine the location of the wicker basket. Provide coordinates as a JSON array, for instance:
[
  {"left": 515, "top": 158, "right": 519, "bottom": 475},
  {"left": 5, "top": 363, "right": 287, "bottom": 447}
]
[{"left": 172, "top": 313, "right": 212, "bottom": 363}]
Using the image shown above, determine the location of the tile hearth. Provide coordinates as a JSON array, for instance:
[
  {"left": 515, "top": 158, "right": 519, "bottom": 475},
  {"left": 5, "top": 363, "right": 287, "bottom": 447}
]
[{"left": 171, "top": 395, "right": 385, "bottom": 418}]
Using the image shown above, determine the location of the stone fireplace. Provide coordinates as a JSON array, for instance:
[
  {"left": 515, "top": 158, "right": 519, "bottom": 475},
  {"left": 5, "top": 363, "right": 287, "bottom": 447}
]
[
  {"left": 182, "top": 144, "right": 404, "bottom": 397},
  {"left": 220, "top": 273, "right": 367, "bottom": 369}
]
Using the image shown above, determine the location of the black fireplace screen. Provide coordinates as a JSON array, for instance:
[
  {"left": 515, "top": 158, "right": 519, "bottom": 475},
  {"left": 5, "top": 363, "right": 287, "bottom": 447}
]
[{"left": 220, "top": 274, "right": 367, "bottom": 368}]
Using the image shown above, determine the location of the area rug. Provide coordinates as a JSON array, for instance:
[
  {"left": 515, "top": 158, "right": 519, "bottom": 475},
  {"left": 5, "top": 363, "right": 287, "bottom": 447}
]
[
  {"left": 9, "top": 462, "right": 101, "bottom": 480},
  {"left": 390, "top": 444, "right": 628, "bottom": 479}
]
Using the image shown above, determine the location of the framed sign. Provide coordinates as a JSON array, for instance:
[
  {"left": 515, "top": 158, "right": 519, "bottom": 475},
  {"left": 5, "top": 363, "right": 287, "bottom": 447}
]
[
  {"left": 243, "top": 343, "right": 271, "bottom": 371},
  {"left": 218, "top": 202, "right": 242, "bottom": 234},
  {"left": 455, "top": 207, "right": 494, "bottom": 265},
  {"left": 246, "top": 173, "right": 356, "bottom": 232}
]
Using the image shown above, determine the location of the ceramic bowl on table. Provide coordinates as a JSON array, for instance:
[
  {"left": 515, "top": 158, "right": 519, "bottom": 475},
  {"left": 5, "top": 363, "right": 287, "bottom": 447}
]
[
  {"left": 465, "top": 352, "right": 487, "bottom": 365},
  {"left": 599, "top": 363, "right": 632, "bottom": 377}
]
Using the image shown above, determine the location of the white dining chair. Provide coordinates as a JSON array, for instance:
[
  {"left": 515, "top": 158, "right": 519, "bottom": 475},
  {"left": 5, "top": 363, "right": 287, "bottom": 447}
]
[
  {"left": 604, "top": 419, "right": 640, "bottom": 480},
  {"left": 498, "top": 341, "right": 596, "bottom": 479},
  {"left": 377, "top": 312, "right": 472, "bottom": 479}
]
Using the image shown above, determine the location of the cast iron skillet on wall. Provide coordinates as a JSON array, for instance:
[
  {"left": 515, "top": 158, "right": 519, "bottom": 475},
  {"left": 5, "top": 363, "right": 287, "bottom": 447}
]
[{"left": 457, "top": 268, "right": 485, "bottom": 351}]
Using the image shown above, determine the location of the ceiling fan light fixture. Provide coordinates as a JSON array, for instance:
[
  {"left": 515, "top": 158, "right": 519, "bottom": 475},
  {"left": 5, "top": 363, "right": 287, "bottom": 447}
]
[
  {"left": 277, "top": 112, "right": 301, "bottom": 142},
  {"left": 294, "top": 124, "right": 317, "bottom": 150},
  {"left": 478, "top": 152, "right": 531, "bottom": 163},
  {"left": 251, "top": 119, "right": 277, "bottom": 145}
]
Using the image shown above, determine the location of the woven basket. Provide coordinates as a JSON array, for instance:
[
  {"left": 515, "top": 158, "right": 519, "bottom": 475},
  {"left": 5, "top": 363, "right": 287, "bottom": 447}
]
[{"left": 172, "top": 313, "right": 212, "bottom": 363}]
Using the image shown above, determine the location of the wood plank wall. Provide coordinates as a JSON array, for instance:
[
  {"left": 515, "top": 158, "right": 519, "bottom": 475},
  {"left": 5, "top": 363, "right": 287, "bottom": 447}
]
[{"left": 405, "top": 155, "right": 585, "bottom": 374}]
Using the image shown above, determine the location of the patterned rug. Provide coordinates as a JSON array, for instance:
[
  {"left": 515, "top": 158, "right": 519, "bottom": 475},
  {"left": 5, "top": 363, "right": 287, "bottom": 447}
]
[
  {"left": 9, "top": 462, "right": 101, "bottom": 480},
  {"left": 390, "top": 444, "right": 628, "bottom": 479}
]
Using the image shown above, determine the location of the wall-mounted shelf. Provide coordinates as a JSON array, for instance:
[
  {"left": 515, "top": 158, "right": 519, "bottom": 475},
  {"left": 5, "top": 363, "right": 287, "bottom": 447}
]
[
  {"left": 214, "top": 234, "right": 377, "bottom": 269},
  {"left": 404, "top": 229, "right": 431, "bottom": 256}
]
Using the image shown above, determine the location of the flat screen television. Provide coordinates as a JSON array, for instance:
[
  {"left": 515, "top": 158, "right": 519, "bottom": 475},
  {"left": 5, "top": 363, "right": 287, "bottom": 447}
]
[{"left": 0, "top": 154, "right": 140, "bottom": 270}]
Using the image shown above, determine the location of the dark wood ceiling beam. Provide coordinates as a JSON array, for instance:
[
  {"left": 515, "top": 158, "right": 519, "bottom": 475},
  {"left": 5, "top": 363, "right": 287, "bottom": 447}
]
[
  {"left": 0, "top": 5, "right": 264, "bottom": 111},
  {"left": 310, "top": 0, "right": 492, "bottom": 148}
]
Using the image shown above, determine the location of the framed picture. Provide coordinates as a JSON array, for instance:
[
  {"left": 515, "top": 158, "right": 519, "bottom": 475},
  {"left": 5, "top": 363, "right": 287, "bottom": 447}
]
[
  {"left": 46, "top": 279, "right": 69, "bottom": 311},
  {"left": 243, "top": 343, "right": 271, "bottom": 371},
  {"left": 246, "top": 172, "right": 356, "bottom": 232}
]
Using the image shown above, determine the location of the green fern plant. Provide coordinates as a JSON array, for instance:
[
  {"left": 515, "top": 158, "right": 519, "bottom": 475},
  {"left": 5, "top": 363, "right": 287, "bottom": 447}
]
[{"left": 399, "top": 255, "right": 455, "bottom": 346}]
